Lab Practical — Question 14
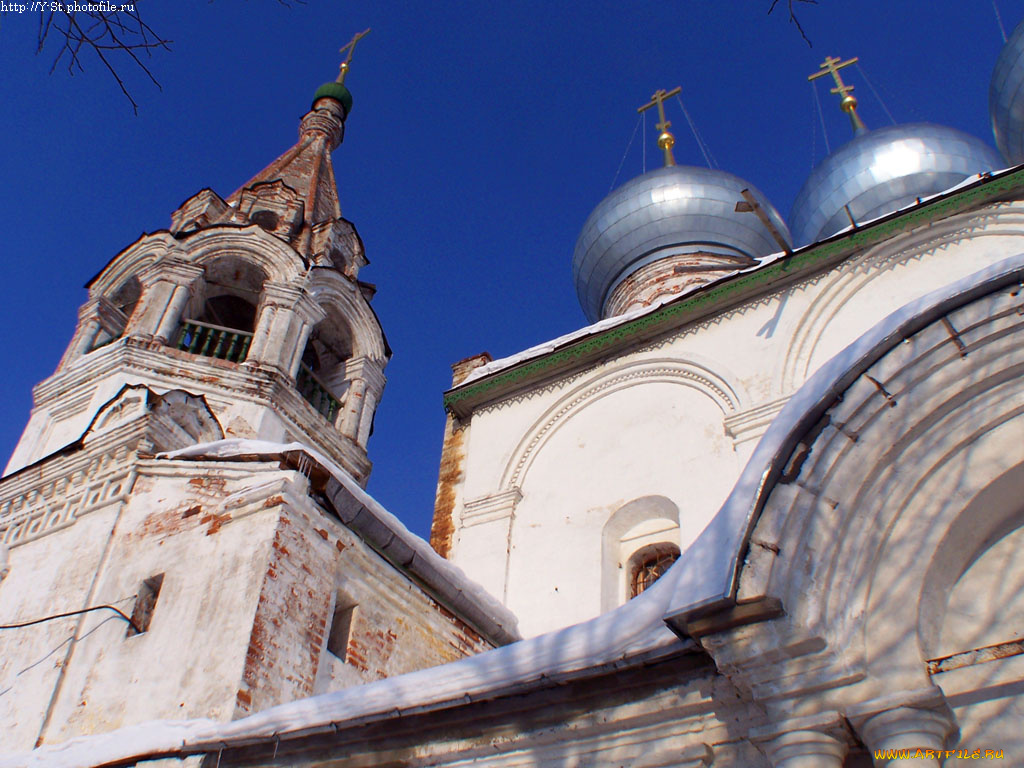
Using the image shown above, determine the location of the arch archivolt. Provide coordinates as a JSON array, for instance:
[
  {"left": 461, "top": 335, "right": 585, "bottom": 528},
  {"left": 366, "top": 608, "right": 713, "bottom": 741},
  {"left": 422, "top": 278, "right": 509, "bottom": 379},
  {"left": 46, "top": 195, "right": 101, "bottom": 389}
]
[
  {"left": 88, "top": 234, "right": 173, "bottom": 298},
  {"left": 730, "top": 280, "right": 1024, "bottom": 702},
  {"left": 307, "top": 269, "right": 387, "bottom": 360},
  {"left": 779, "top": 204, "right": 1024, "bottom": 394},
  {"left": 500, "top": 357, "right": 745, "bottom": 489},
  {"left": 177, "top": 226, "right": 306, "bottom": 284}
]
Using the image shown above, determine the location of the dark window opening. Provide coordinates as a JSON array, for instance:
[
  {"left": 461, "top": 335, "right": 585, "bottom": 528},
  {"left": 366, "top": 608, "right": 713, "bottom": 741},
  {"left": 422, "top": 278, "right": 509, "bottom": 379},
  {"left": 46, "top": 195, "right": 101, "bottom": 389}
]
[
  {"left": 199, "top": 295, "right": 258, "bottom": 334},
  {"left": 127, "top": 573, "right": 164, "bottom": 637},
  {"left": 297, "top": 328, "right": 351, "bottom": 423},
  {"left": 326, "top": 599, "right": 357, "bottom": 659},
  {"left": 629, "top": 546, "right": 679, "bottom": 599},
  {"left": 250, "top": 210, "right": 280, "bottom": 231}
]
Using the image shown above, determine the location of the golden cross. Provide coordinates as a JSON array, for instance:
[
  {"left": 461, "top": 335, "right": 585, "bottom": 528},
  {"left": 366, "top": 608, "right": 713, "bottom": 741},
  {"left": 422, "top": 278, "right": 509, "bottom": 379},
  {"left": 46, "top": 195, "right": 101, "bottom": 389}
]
[
  {"left": 337, "top": 28, "right": 371, "bottom": 85},
  {"left": 809, "top": 55, "right": 867, "bottom": 133},
  {"left": 638, "top": 86, "right": 682, "bottom": 167}
]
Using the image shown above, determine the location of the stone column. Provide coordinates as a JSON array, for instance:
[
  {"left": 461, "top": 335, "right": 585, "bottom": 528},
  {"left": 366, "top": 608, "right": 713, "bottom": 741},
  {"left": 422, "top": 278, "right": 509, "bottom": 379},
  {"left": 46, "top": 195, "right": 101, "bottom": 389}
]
[
  {"left": 61, "top": 300, "right": 104, "bottom": 366},
  {"left": 340, "top": 377, "right": 367, "bottom": 440},
  {"left": 245, "top": 281, "right": 324, "bottom": 373},
  {"left": 131, "top": 259, "right": 205, "bottom": 342},
  {"left": 338, "top": 357, "right": 385, "bottom": 443},
  {"left": 763, "top": 729, "right": 847, "bottom": 768},
  {"left": 858, "top": 706, "right": 955, "bottom": 766}
]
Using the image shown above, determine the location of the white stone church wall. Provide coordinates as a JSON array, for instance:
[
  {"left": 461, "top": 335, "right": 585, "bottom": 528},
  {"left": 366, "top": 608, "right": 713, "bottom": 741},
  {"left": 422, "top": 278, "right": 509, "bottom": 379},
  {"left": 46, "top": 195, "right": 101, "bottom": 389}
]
[{"left": 447, "top": 201, "right": 1024, "bottom": 637}]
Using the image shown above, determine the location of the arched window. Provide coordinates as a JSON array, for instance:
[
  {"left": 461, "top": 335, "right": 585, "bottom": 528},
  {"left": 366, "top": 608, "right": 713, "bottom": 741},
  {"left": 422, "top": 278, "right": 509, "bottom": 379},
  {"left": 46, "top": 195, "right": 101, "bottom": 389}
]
[
  {"left": 628, "top": 543, "right": 680, "bottom": 598},
  {"left": 176, "top": 258, "right": 265, "bottom": 363},
  {"left": 600, "top": 496, "right": 681, "bottom": 610}
]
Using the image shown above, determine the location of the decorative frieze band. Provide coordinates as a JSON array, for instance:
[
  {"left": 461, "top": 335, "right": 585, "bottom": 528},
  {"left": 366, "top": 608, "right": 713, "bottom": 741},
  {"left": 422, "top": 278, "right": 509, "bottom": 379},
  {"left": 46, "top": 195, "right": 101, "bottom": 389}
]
[{"left": 0, "top": 454, "right": 133, "bottom": 548}]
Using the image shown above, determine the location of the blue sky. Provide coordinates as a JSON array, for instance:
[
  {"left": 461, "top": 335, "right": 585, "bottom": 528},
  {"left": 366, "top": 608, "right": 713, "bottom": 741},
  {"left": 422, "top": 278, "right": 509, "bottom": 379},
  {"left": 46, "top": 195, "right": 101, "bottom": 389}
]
[{"left": 0, "top": 1, "right": 1018, "bottom": 539}]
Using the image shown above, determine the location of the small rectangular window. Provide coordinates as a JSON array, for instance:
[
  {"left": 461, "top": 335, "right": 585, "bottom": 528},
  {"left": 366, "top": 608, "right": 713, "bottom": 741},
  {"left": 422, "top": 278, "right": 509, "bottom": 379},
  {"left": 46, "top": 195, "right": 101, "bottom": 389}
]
[
  {"left": 326, "top": 599, "right": 356, "bottom": 659},
  {"left": 127, "top": 573, "right": 164, "bottom": 637}
]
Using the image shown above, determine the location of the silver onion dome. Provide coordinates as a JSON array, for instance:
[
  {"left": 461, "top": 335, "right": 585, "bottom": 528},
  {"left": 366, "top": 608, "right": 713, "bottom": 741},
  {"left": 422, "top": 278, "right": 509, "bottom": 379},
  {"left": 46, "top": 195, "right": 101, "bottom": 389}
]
[
  {"left": 991, "top": 18, "right": 1024, "bottom": 164},
  {"left": 789, "top": 123, "right": 1001, "bottom": 246},
  {"left": 573, "top": 165, "right": 790, "bottom": 322}
]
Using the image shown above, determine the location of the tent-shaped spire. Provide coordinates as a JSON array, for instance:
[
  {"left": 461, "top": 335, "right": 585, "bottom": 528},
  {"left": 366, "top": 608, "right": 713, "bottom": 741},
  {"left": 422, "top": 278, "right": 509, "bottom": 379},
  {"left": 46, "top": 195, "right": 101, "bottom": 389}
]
[{"left": 169, "top": 32, "right": 371, "bottom": 277}]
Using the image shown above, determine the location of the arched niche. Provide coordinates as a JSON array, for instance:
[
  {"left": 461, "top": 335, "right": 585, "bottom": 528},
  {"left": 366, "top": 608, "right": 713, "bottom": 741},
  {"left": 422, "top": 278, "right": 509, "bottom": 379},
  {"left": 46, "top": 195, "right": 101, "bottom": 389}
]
[{"left": 601, "top": 495, "right": 680, "bottom": 611}]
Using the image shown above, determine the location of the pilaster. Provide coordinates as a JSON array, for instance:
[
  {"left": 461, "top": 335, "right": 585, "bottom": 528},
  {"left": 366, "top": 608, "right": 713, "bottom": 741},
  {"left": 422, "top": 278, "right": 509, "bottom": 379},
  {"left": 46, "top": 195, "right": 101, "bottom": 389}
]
[
  {"left": 753, "top": 712, "right": 849, "bottom": 768},
  {"left": 130, "top": 258, "right": 206, "bottom": 342},
  {"left": 763, "top": 730, "right": 847, "bottom": 768},
  {"left": 338, "top": 356, "right": 385, "bottom": 445},
  {"left": 60, "top": 300, "right": 105, "bottom": 367},
  {"left": 246, "top": 281, "right": 326, "bottom": 374}
]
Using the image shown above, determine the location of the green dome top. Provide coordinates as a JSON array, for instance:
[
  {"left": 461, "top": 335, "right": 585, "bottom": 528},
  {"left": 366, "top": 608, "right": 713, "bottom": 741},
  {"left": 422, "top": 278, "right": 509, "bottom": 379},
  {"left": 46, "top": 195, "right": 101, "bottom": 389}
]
[{"left": 312, "top": 82, "right": 353, "bottom": 116}]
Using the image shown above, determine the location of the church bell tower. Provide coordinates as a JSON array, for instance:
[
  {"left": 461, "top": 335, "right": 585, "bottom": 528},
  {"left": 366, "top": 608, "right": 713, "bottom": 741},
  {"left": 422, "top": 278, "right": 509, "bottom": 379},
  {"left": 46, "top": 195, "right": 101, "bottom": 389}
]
[
  {"left": 6, "top": 35, "right": 387, "bottom": 484},
  {"left": 0, "top": 37, "right": 444, "bottom": 750}
]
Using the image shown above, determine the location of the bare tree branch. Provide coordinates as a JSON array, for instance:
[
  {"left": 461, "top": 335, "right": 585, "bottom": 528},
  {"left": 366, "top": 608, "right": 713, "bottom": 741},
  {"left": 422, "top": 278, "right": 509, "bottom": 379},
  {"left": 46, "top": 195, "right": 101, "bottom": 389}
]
[
  {"left": 30, "top": 6, "right": 172, "bottom": 114},
  {"left": 768, "top": 0, "right": 818, "bottom": 47}
]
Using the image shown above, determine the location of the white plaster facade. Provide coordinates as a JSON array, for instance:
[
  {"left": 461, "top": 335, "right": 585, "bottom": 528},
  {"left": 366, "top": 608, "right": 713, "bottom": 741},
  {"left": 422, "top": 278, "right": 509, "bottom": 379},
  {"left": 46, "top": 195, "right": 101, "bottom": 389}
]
[
  {"left": 4, "top": 52, "right": 1024, "bottom": 768},
  {"left": 0, "top": 87, "right": 516, "bottom": 756},
  {"left": 439, "top": 196, "right": 1024, "bottom": 639}
]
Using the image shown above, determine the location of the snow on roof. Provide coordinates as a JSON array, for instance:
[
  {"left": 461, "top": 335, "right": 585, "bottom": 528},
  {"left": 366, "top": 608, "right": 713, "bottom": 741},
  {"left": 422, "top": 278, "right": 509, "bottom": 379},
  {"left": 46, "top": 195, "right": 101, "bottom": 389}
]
[
  {"left": 3, "top": 541, "right": 687, "bottom": 768},
  {"left": 157, "top": 438, "right": 519, "bottom": 642},
  {"left": 457, "top": 169, "right": 1005, "bottom": 390},
  {"left": 7, "top": 254, "right": 1024, "bottom": 768},
  {"left": 457, "top": 261, "right": 774, "bottom": 387}
]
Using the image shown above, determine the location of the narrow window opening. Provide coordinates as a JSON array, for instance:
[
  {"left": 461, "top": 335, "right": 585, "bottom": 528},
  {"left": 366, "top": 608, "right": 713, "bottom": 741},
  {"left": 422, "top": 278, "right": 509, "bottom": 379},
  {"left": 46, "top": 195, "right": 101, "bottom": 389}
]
[
  {"left": 629, "top": 545, "right": 679, "bottom": 599},
  {"left": 127, "top": 573, "right": 164, "bottom": 637},
  {"left": 326, "top": 599, "right": 356, "bottom": 659}
]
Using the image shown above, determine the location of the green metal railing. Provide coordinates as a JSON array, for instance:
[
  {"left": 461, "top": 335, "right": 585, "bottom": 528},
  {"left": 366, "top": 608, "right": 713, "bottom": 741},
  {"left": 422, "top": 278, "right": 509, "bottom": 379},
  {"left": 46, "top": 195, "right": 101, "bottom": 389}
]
[
  {"left": 296, "top": 364, "right": 342, "bottom": 422},
  {"left": 175, "top": 319, "right": 252, "bottom": 363}
]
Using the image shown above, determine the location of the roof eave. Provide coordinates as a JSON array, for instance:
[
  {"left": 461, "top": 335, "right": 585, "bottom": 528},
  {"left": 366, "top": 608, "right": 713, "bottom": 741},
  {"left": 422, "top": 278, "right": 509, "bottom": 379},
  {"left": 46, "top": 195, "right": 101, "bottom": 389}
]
[{"left": 444, "top": 166, "right": 1024, "bottom": 419}]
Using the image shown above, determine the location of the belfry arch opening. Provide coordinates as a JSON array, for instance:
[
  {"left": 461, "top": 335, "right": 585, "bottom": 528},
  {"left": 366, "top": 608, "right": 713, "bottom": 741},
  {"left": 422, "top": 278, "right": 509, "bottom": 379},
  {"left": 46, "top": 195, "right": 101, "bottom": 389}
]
[
  {"left": 90, "top": 275, "right": 142, "bottom": 351},
  {"left": 297, "top": 306, "right": 354, "bottom": 424},
  {"left": 176, "top": 257, "right": 266, "bottom": 363}
]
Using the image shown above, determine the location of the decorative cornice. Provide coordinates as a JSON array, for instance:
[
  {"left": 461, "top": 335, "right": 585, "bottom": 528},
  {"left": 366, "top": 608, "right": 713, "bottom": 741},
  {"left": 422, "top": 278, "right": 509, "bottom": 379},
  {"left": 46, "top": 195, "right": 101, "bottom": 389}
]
[
  {"left": 26, "top": 339, "right": 371, "bottom": 482},
  {"left": 0, "top": 445, "right": 135, "bottom": 548},
  {"left": 723, "top": 396, "right": 790, "bottom": 445},
  {"left": 444, "top": 168, "right": 1024, "bottom": 418},
  {"left": 461, "top": 487, "right": 522, "bottom": 528}
]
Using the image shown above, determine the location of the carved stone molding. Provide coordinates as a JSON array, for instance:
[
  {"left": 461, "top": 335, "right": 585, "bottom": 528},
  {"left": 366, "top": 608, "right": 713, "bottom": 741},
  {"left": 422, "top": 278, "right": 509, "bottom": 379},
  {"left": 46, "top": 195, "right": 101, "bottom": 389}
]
[{"left": 462, "top": 488, "right": 522, "bottom": 529}]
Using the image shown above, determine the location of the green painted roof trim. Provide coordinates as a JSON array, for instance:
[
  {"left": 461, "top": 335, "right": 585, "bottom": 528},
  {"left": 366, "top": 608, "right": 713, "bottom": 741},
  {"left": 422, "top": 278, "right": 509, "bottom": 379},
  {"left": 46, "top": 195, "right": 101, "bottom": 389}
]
[{"left": 444, "top": 167, "right": 1024, "bottom": 413}]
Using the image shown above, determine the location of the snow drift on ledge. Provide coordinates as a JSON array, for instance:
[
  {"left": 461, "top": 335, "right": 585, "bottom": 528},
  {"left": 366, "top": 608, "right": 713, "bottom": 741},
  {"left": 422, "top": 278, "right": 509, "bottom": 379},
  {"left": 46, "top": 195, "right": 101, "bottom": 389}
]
[{"left": 5, "top": 251, "right": 1024, "bottom": 768}]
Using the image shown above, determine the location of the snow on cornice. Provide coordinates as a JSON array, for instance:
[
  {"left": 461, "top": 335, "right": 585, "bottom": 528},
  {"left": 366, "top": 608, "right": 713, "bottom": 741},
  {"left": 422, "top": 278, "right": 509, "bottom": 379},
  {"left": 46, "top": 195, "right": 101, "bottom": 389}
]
[
  {"left": 450, "top": 167, "right": 1017, "bottom": 406},
  {"left": 8, "top": 255, "right": 1024, "bottom": 768},
  {"left": 157, "top": 438, "right": 520, "bottom": 645}
]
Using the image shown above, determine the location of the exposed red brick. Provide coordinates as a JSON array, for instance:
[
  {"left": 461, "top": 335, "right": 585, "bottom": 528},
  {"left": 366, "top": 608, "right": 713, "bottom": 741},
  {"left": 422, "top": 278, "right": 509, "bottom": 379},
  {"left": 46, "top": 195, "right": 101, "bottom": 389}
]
[{"left": 199, "top": 511, "right": 231, "bottom": 535}]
